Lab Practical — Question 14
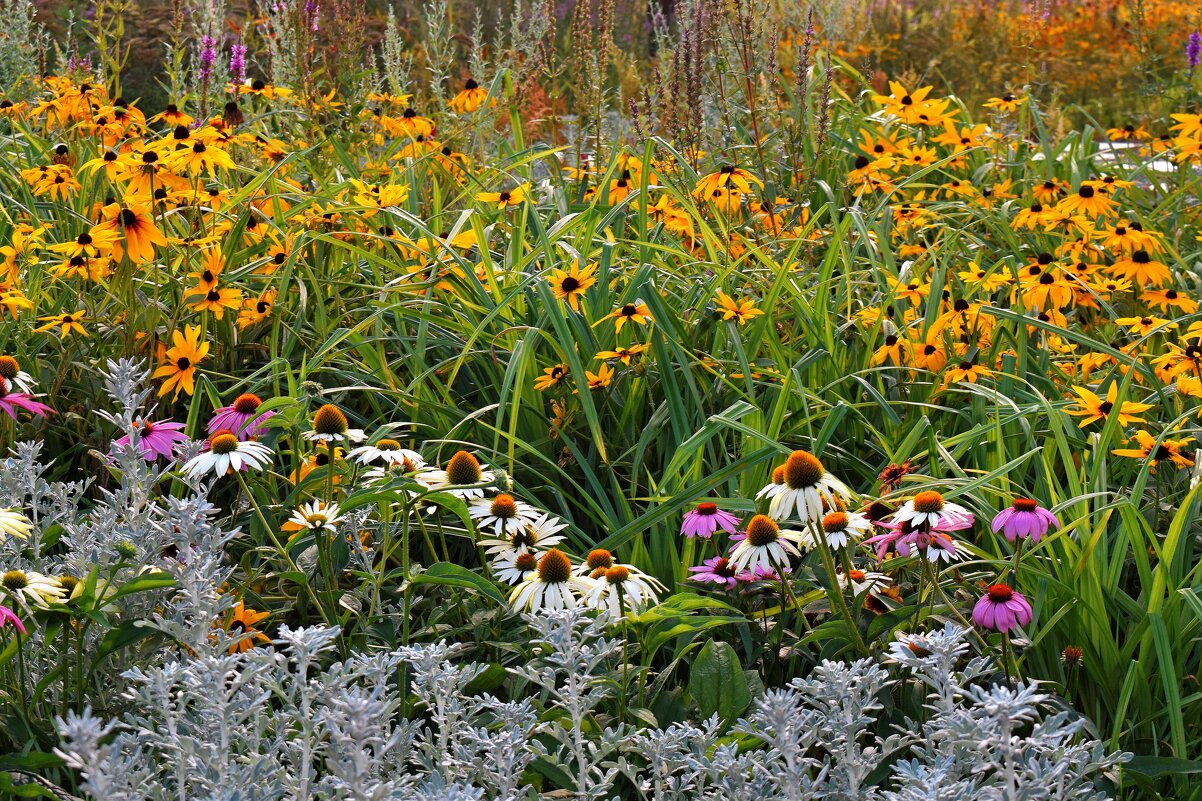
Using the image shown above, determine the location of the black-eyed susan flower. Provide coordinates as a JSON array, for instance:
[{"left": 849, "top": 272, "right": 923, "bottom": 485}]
[
  {"left": 983, "top": 92, "right": 1024, "bottom": 113},
  {"left": 153, "top": 325, "right": 208, "bottom": 400},
  {"left": 943, "top": 360, "right": 992, "bottom": 386},
  {"left": 34, "top": 310, "right": 88, "bottom": 338},
  {"left": 596, "top": 344, "right": 648, "bottom": 365},
  {"left": 1116, "top": 315, "right": 1176, "bottom": 337},
  {"left": 1109, "top": 250, "right": 1170, "bottom": 286},
  {"left": 91, "top": 201, "right": 167, "bottom": 263},
  {"left": 1056, "top": 184, "right": 1117, "bottom": 218},
  {"left": 237, "top": 288, "right": 277, "bottom": 330},
  {"left": 189, "top": 285, "right": 244, "bottom": 318},
  {"left": 600, "top": 301, "right": 651, "bottom": 332},
  {"left": 475, "top": 184, "right": 527, "bottom": 209},
  {"left": 548, "top": 261, "right": 597, "bottom": 311},
  {"left": 714, "top": 291, "right": 764, "bottom": 325},
  {"left": 692, "top": 165, "right": 763, "bottom": 199},
  {"left": 534, "top": 364, "right": 568, "bottom": 391},
  {"left": 1143, "top": 288, "right": 1198, "bottom": 314},
  {"left": 224, "top": 602, "right": 271, "bottom": 654},
  {"left": 449, "top": 78, "right": 493, "bottom": 113},
  {"left": 1066, "top": 383, "right": 1153, "bottom": 428},
  {"left": 584, "top": 363, "right": 614, "bottom": 390},
  {"left": 1112, "top": 430, "right": 1193, "bottom": 469}
]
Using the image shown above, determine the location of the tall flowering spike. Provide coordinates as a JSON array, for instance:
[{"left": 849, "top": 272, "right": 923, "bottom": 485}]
[
  {"left": 198, "top": 35, "right": 217, "bottom": 81},
  {"left": 1188, "top": 30, "right": 1202, "bottom": 70},
  {"left": 229, "top": 43, "right": 248, "bottom": 83}
]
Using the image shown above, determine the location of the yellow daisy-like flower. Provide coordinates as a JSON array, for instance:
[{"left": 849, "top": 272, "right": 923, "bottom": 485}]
[
  {"left": 714, "top": 292, "right": 764, "bottom": 325},
  {"left": 1065, "top": 383, "right": 1153, "bottom": 428},
  {"left": 548, "top": 262, "right": 597, "bottom": 312},
  {"left": 476, "top": 185, "right": 527, "bottom": 209},
  {"left": 153, "top": 325, "right": 209, "bottom": 400},
  {"left": 534, "top": 364, "right": 569, "bottom": 391},
  {"left": 34, "top": 310, "right": 88, "bottom": 338},
  {"left": 600, "top": 302, "right": 652, "bottom": 333}
]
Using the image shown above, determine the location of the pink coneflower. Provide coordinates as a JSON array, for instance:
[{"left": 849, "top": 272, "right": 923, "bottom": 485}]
[
  {"left": 680, "top": 501, "right": 739, "bottom": 539},
  {"left": 863, "top": 516, "right": 971, "bottom": 562},
  {"left": 0, "top": 377, "right": 52, "bottom": 420},
  {"left": 688, "top": 556, "right": 740, "bottom": 589},
  {"left": 0, "top": 604, "right": 25, "bottom": 635},
  {"left": 972, "top": 584, "right": 1032, "bottom": 633},
  {"left": 991, "top": 498, "right": 1059, "bottom": 543},
  {"left": 113, "top": 419, "right": 189, "bottom": 462},
  {"left": 738, "top": 564, "right": 790, "bottom": 583},
  {"left": 207, "top": 393, "right": 274, "bottom": 440}
]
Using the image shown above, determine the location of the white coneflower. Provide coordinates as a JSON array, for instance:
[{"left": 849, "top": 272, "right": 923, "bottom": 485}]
[
  {"left": 0, "top": 509, "right": 34, "bottom": 543},
  {"left": 574, "top": 548, "right": 617, "bottom": 578},
  {"left": 509, "top": 549, "right": 595, "bottom": 612},
  {"left": 182, "top": 430, "right": 274, "bottom": 479},
  {"left": 756, "top": 450, "right": 852, "bottom": 524},
  {"left": 347, "top": 437, "right": 425, "bottom": 469},
  {"left": 303, "top": 404, "right": 366, "bottom": 443},
  {"left": 480, "top": 512, "right": 568, "bottom": 560},
  {"left": 837, "top": 567, "right": 890, "bottom": 596},
  {"left": 468, "top": 493, "right": 541, "bottom": 536},
  {"left": 492, "top": 550, "right": 539, "bottom": 585},
  {"left": 891, "top": 490, "right": 972, "bottom": 529},
  {"left": 417, "top": 450, "right": 496, "bottom": 500},
  {"left": 583, "top": 562, "right": 665, "bottom": 618},
  {"left": 287, "top": 500, "right": 343, "bottom": 533},
  {"left": 0, "top": 355, "right": 35, "bottom": 393},
  {"left": 820, "top": 509, "right": 873, "bottom": 549},
  {"left": 2, "top": 569, "right": 66, "bottom": 608},
  {"left": 728, "top": 514, "right": 810, "bottom": 574}
]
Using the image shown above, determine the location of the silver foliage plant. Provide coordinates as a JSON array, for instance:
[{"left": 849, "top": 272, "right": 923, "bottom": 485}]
[{"left": 56, "top": 613, "right": 1127, "bottom": 801}]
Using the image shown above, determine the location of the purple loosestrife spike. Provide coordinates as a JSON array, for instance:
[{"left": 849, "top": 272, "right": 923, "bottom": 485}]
[
  {"left": 1188, "top": 31, "right": 1202, "bottom": 70},
  {"left": 199, "top": 35, "right": 217, "bottom": 81},
  {"left": 229, "top": 43, "right": 247, "bottom": 84}
]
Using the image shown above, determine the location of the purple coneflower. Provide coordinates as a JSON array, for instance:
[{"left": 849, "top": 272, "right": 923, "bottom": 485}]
[
  {"left": 738, "top": 564, "right": 790, "bottom": 583},
  {"left": 863, "top": 516, "right": 971, "bottom": 563},
  {"left": 688, "top": 556, "right": 740, "bottom": 589},
  {"left": 972, "top": 584, "right": 1032, "bottom": 633},
  {"left": 680, "top": 501, "right": 739, "bottom": 539},
  {"left": 208, "top": 393, "right": 275, "bottom": 440},
  {"left": 113, "top": 419, "right": 189, "bottom": 462},
  {"left": 0, "top": 377, "right": 52, "bottom": 420},
  {"left": 991, "top": 498, "right": 1059, "bottom": 543},
  {"left": 0, "top": 604, "right": 26, "bottom": 635}
]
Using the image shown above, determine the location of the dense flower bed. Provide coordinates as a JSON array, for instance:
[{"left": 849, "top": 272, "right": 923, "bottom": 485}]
[{"left": 0, "top": 0, "right": 1201, "bottom": 798}]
